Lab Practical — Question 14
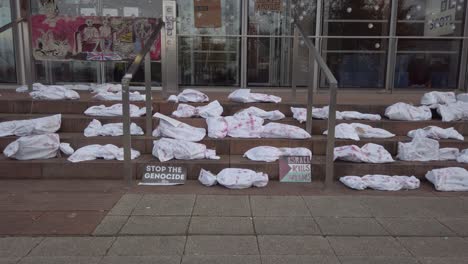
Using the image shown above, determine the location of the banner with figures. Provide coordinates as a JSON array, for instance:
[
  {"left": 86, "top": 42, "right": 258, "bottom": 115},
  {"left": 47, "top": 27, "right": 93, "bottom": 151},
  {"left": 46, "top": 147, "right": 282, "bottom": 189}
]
[{"left": 31, "top": 15, "right": 161, "bottom": 61}]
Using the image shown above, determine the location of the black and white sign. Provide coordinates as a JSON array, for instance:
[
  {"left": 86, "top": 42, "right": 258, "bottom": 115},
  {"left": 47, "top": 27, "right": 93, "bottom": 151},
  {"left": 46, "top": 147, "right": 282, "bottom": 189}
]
[
  {"left": 139, "top": 164, "right": 186, "bottom": 186},
  {"left": 279, "top": 156, "right": 312, "bottom": 183},
  {"left": 425, "top": 0, "right": 457, "bottom": 36}
]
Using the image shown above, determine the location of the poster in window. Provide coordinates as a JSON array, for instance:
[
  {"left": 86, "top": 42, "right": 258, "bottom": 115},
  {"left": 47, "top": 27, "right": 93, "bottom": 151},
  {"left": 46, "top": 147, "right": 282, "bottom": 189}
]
[
  {"left": 424, "top": 0, "right": 457, "bottom": 36},
  {"left": 31, "top": 15, "right": 161, "bottom": 61},
  {"left": 193, "top": 0, "right": 222, "bottom": 28},
  {"left": 255, "top": 0, "right": 282, "bottom": 12}
]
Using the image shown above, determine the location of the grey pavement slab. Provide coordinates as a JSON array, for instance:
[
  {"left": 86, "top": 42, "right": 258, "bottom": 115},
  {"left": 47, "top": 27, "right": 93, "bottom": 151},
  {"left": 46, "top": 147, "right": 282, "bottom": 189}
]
[
  {"left": 315, "top": 217, "right": 388, "bottom": 236},
  {"left": 360, "top": 197, "right": 431, "bottom": 217},
  {"left": 107, "top": 236, "right": 185, "bottom": 256},
  {"left": 397, "top": 237, "right": 468, "bottom": 257},
  {"left": 193, "top": 195, "right": 251, "bottom": 216},
  {"left": 258, "top": 235, "right": 334, "bottom": 256},
  {"left": 181, "top": 255, "right": 261, "bottom": 264},
  {"left": 421, "top": 197, "right": 468, "bottom": 218},
  {"left": 377, "top": 218, "right": 456, "bottom": 237},
  {"left": 261, "top": 255, "right": 340, "bottom": 264},
  {"left": 0, "top": 258, "right": 20, "bottom": 264},
  {"left": 108, "top": 194, "right": 142, "bottom": 216},
  {"left": 189, "top": 217, "right": 254, "bottom": 235},
  {"left": 18, "top": 257, "right": 101, "bottom": 264},
  {"left": 437, "top": 218, "right": 468, "bottom": 236},
  {"left": 120, "top": 216, "right": 190, "bottom": 235},
  {"left": 418, "top": 257, "right": 468, "bottom": 264},
  {"left": 99, "top": 256, "right": 181, "bottom": 264},
  {"left": 338, "top": 256, "right": 419, "bottom": 264},
  {"left": 93, "top": 216, "right": 128, "bottom": 236},
  {"left": 0, "top": 237, "right": 43, "bottom": 258},
  {"left": 185, "top": 236, "right": 258, "bottom": 255},
  {"left": 132, "top": 195, "right": 195, "bottom": 216},
  {"left": 250, "top": 196, "right": 310, "bottom": 217},
  {"left": 253, "top": 217, "right": 320, "bottom": 235},
  {"left": 29, "top": 237, "right": 114, "bottom": 257},
  {"left": 328, "top": 237, "right": 411, "bottom": 257},
  {"left": 302, "top": 196, "right": 371, "bottom": 217}
]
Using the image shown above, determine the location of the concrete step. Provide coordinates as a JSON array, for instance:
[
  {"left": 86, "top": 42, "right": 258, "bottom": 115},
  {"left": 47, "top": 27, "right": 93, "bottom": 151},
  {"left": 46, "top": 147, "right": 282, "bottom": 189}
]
[
  {"left": 1, "top": 154, "right": 467, "bottom": 181},
  {"left": 0, "top": 134, "right": 466, "bottom": 156},
  {"left": 0, "top": 113, "right": 466, "bottom": 136}
]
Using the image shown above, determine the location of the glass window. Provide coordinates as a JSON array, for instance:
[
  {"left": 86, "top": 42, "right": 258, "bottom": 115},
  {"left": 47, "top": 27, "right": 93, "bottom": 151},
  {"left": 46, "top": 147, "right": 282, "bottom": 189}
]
[
  {"left": 395, "top": 0, "right": 466, "bottom": 89},
  {"left": 0, "top": 0, "right": 16, "bottom": 83},
  {"left": 177, "top": 0, "right": 241, "bottom": 86},
  {"left": 247, "top": 0, "right": 316, "bottom": 86},
  {"left": 321, "top": 0, "right": 391, "bottom": 88}
]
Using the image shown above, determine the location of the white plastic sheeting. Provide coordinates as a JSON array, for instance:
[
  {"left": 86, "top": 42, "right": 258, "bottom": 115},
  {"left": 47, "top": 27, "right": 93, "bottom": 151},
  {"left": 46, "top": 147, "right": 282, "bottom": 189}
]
[
  {"left": 84, "top": 104, "right": 147, "bottom": 117},
  {"left": 385, "top": 103, "right": 432, "bottom": 121},
  {"left": 457, "top": 93, "right": 468, "bottom": 103},
  {"left": 153, "top": 113, "right": 206, "bottom": 142},
  {"left": 291, "top": 107, "right": 381, "bottom": 123},
  {"left": 228, "top": 89, "right": 282, "bottom": 103},
  {"left": 457, "top": 149, "right": 468, "bottom": 163},
  {"left": 408, "top": 126, "right": 464, "bottom": 141},
  {"left": 168, "top": 89, "right": 209, "bottom": 103},
  {"left": 340, "top": 175, "right": 420, "bottom": 191},
  {"left": 198, "top": 168, "right": 269, "bottom": 189},
  {"left": 324, "top": 123, "right": 395, "bottom": 141},
  {"left": 439, "top": 148, "right": 460, "bottom": 161},
  {"left": 334, "top": 143, "right": 394, "bottom": 163},
  {"left": 60, "top": 143, "right": 75, "bottom": 156},
  {"left": 426, "top": 167, "right": 468, "bottom": 192},
  {"left": 397, "top": 137, "right": 440, "bottom": 162},
  {"left": 206, "top": 115, "right": 264, "bottom": 139},
  {"left": 421, "top": 91, "right": 457, "bottom": 106},
  {"left": 152, "top": 138, "right": 219, "bottom": 162},
  {"left": 90, "top": 83, "right": 122, "bottom": 93},
  {"left": 261, "top": 123, "right": 311, "bottom": 139},
  {"left": 0, "top": 114, "right": 61, "bottom": 137},
  {"left": 235, "top": 107, "right": 285, "bottom": 121},
  {"left": 16, "top": 83, "right": 46, "bottom": 93},
  {"left": 30, "top": 86, "right": 80, "bottom": 100},
  {"left": 68, "top": 144, "right": 141, "bottom": 163},
  {"left": 3, "top": 134, "right": 60, "bottom": 160},
  {"left": 84, "top": 119, "right": 144, "bottom": 137},
  {"left": 436, "top": 101, "right": 468, "bottom": 122},
  {"left": 243, "top": 146, "right": 312, "bottom": 162},
  {"left": 172, "top": 101, "right": 223, "bottom": 118},
  {"left": 92, "top": 91, "right": 146, "bottom": 102}
]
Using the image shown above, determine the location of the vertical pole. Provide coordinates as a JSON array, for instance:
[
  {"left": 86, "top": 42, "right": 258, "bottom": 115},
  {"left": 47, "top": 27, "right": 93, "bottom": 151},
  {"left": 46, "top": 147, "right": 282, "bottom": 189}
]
[
  {"left": 313, "top": 0, "right": 323, "bottom": 92},
  {"left": 305, "top": 51, "right": 314, "bottom": 134},
  {"left": 122, "top": 76, "right": 133, "bottom": 184},
  {"left": 458, "top": 1, "right": 468, "bottom": 92},
  {"left": 325, "top": 82, "right": 338, "bottom": 188},
  {"left": 240, "top": 0, "right": 248, "bottom": 88},
  {"left": 291, "top": 28, "right": 299, "bottom": 101},
  {"left": 145, "top": 54, "right": 153, "bottom": 136},
  {"left": 385, "top": 0, "right": 398, "bottom": 93}
]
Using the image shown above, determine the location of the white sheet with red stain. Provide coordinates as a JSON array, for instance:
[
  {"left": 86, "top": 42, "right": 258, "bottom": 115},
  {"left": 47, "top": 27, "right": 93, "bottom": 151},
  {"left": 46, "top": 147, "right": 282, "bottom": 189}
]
[
  {"left": 334, "top": 143, "right": 394, "bottom": 163},
  {"left": 152, "top": 138, "right": 219, "bottom": 162},
  {"left": 426, "top": 167, "right": 468, "bottom": 191},
  {"left": 198, "top": 168, "right": 269, "bottom": 189},
  {"left": 172, "top": 100, "right": 223, "bottom": 118},
  {"left": 340, "top": 175, "right": 420, "bottom": 191}
]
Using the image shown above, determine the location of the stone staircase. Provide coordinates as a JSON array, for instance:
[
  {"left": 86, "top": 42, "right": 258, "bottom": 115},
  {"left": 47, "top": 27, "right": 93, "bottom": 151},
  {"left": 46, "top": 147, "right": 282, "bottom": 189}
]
[{"left": 0, "top": 90, "right": 467, "bottom": 183}]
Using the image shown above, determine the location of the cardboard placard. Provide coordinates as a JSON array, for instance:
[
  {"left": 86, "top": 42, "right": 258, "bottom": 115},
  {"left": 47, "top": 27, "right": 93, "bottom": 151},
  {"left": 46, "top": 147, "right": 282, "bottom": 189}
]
[
  {"left": 194, "top": 0, "right": 222, "bottom": 28},
  {"left": 255, "top": 0, "right": 282, "bottom": 12},
  {"left": 139, "top": 164, "right": 187, "bottom": 186},
  {"left": 279, "top": 156, "right": 312, "bottom": 183},
  {"left": 424, "top": 0, "right": 456, "bottom": 36}
]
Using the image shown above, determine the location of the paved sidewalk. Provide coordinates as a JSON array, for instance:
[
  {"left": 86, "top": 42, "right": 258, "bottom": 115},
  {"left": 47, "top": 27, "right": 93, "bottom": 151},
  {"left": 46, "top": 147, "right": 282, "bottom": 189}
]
[{"left": 1, "top": 181, "right": 468, "bottom": 263}]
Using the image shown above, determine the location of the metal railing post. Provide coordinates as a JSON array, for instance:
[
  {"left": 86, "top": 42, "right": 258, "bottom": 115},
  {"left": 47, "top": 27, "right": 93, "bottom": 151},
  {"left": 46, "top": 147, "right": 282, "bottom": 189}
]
[
  {"left": 122, "top": 76, "right": 133, "bottom": 184},
  {"left": 291, "top": 28, "right": 299, "bottom": 101},
  {"left": 305, "top": 51, "right": 314, "bottom": 134},
  {"left": 325, "top": 82, "right": 338, "bottom": 188},
  {"left": 145, "top": 54, "right": 153, "bottom": 136}
]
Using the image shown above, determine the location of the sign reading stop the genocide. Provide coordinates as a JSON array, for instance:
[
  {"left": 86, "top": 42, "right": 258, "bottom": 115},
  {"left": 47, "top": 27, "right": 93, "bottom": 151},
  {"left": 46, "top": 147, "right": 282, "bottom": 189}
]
[
  {"left": 139, "top": 164, "right": 187, "bottom": 186},
  {"left": 279, "top": 156, "right": 312, "bottom": 183},
  {"left": 255, "top": 0, "right": 282, "bottom": 12}
]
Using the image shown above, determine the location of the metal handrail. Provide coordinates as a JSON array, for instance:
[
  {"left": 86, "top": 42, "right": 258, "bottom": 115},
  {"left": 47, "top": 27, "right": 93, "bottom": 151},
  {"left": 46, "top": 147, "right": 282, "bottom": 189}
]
[
  {"left": 293, "top": 22, "right": 338, "bottom": 189},
  {"left": 0, "top": 18, "right": 25, "bottom": 34},
  {"left": 122, "top": 18, "right": 164, "bottom": 183}
]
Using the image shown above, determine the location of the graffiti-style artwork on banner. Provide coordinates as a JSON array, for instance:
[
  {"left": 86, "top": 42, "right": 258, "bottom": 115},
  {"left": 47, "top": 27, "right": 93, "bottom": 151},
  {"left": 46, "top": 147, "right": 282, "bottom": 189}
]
[{"left": 31, "top": 15, "right": 161, "bottom": 61}]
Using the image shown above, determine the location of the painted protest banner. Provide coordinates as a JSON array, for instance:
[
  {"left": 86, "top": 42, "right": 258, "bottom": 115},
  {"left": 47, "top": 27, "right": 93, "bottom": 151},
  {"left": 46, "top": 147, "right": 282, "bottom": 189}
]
[{"left": 279, "top": 156, "right": 312, "bottom": 183}]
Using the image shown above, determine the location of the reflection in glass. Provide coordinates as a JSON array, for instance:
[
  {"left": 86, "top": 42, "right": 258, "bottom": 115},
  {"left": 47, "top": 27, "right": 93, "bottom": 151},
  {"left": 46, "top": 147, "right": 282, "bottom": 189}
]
[
  {"left": 0, "top": 0, "right": 12, "bottom": 27},
  {"left": 0, "top": 29, "right": 16, "bottom": 83},
  {"left": 322, "top": 0, "right": 390, "bottom": 88}
]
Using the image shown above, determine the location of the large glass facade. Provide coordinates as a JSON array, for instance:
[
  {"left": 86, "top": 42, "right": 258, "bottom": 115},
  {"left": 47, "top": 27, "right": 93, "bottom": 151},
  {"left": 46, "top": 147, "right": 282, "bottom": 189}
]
[
  {"left": 2, "top": 0, "right": 468, "bottom": 91},
  {"left": 0, "top": 0, "right": 16, "bottom": 83}
]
